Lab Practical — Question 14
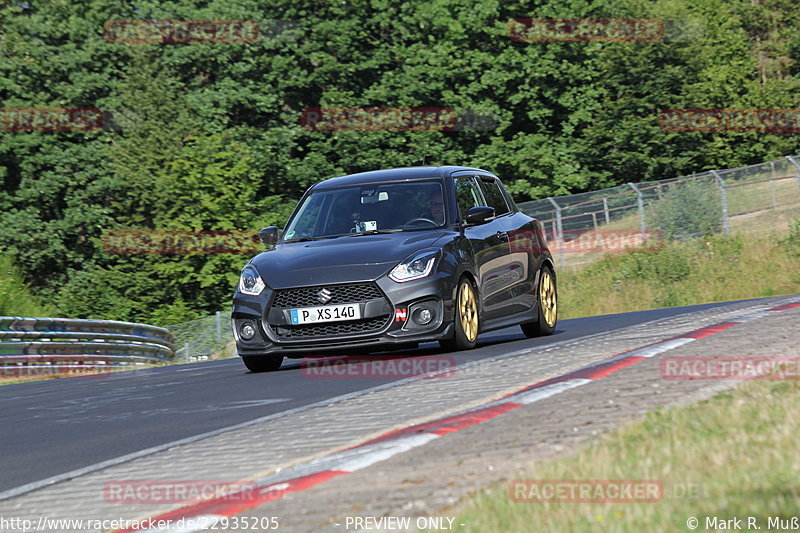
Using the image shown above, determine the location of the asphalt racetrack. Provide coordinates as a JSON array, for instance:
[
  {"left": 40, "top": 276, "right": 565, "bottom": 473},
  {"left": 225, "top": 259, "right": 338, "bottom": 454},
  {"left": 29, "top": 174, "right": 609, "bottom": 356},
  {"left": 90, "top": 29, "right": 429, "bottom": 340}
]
[{"left": 0, "top": 300, "right": 747, "bottom": 497}]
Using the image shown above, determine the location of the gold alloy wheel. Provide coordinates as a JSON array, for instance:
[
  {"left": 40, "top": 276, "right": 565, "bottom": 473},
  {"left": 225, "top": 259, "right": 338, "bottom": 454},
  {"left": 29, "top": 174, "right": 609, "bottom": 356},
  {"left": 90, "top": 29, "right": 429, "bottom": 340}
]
[
  {"left": 539, "top": 270, "right": 557, "bottom": 327},
  {"left": 458, "top": 281, "right": 479, "bottom": 342}
]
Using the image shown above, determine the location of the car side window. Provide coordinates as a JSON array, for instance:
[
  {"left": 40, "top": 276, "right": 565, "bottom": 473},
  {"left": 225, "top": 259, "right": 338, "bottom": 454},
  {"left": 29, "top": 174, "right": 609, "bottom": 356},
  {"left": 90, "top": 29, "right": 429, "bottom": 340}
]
[
  {"left": 453, "top": 176, "right": 484, "bottom": 223},
  {"left": 478, "top": 177, "right": 510, "bottom": 216}
]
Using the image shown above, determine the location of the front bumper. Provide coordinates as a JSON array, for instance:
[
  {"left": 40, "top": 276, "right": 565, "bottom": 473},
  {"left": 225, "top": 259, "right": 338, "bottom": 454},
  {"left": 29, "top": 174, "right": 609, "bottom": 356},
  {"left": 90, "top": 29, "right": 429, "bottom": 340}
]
[{"left": 232, "top": 273, "right": 456, "bottom": 357}]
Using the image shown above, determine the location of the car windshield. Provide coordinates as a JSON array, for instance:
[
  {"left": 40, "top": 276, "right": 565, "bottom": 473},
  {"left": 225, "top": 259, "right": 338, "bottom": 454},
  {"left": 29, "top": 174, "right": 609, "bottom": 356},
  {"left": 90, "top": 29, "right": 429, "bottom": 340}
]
[{"left": 282, "top": 180, "right": 446, "bottom": 241}]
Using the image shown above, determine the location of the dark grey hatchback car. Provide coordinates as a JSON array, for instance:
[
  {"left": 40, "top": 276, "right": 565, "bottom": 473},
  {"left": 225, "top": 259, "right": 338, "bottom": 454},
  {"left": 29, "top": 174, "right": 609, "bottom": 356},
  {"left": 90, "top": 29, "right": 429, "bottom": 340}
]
[{"left": 232, "top": 166, "right": 557, "bottom": 372}]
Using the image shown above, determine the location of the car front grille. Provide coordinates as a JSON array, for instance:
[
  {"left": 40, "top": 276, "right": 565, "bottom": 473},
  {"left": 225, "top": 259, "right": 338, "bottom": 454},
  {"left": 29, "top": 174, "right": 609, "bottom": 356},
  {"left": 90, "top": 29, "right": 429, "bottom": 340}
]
[
  {"left": 271, "top": 282, "right": 383, "bottom": 308},
  {"left": 269, "top": 282, "right": 390, "bottom": 340}
]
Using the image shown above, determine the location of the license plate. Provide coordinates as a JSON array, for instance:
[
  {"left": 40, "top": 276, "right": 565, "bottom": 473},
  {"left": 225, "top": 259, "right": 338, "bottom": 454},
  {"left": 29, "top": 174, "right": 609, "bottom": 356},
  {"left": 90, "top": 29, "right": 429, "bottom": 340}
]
[{"left": 289, "top": 304, "right": 361, "bottom": 325}]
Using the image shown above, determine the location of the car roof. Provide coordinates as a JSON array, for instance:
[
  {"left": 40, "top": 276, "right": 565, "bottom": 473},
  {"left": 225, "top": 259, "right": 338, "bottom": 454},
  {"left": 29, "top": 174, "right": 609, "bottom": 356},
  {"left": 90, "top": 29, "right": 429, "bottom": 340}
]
[{"left": 312, "top": 166, "right": 490, "bottom": 190}]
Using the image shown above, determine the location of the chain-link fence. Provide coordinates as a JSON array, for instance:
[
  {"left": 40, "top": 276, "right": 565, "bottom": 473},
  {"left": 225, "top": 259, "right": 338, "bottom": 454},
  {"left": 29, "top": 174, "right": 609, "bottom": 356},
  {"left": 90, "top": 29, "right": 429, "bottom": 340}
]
[
  {"left": 518, "top": 154, "right": 800, "bottom": 269},
  {"left": 166, "top": 311, "right": 234, "bottom": 362}
]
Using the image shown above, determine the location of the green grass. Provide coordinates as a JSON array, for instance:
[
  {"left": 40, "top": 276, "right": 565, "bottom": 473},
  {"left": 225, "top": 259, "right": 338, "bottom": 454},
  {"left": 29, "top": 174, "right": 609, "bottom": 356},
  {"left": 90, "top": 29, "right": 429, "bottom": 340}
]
[
  {"left": 0, "top": 254, "right": 57, "bottom": 317},
  {"left": 726, "top": 176, "right": 800, "bottom": 218},
  {"left": 454, "top": 379, "right": 800, "bottom": 532},
  {"left": 559, "top": 219, "right": 800, "bottom": 319}
]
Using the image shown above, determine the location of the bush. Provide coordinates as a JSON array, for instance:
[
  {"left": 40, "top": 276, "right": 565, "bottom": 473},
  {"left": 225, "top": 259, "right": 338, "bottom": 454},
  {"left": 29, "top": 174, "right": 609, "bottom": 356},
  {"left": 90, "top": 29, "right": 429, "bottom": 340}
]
[
  {"left": 780, "top": 217, "right": 800, "bottom": 256},
  {"left": 649, "top": 178, "right": 723, "bottom": 240}
]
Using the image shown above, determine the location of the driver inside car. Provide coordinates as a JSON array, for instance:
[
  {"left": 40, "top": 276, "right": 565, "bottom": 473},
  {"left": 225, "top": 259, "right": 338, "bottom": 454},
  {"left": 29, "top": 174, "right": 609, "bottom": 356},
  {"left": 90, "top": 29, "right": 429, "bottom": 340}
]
[{"left": 423, "top": 193, "right": 445, "bottom": 225}]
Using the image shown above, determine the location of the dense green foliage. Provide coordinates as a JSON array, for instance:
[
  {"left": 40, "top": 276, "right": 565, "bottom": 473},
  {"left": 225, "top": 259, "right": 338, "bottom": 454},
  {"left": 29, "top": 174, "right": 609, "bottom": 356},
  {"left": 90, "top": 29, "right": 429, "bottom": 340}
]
[{"left": 1, "top": 0, "right": 799, "bottom": 324}]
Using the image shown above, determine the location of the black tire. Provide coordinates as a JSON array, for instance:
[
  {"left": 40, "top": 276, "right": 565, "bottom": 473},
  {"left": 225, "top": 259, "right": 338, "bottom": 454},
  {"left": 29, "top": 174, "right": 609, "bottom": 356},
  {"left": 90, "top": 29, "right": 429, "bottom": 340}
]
[
  {"left": 521, "top": 265, "right": 557, "bottom": 338},
  {"left": 439, "top": 277, "right": 480, "bottom": 352},
  {"left": 242, "top": 354, "right": 284, "bottom": 373}
]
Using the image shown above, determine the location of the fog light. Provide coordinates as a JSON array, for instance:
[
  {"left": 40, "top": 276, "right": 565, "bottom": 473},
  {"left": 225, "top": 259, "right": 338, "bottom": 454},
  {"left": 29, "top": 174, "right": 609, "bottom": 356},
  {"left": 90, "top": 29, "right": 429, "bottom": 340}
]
[
  {"left": 240, "top": 322, "right": 256, "bottom": 340},
  {"left": 413, "top": 308, "right": 433, "bottom": 325}
]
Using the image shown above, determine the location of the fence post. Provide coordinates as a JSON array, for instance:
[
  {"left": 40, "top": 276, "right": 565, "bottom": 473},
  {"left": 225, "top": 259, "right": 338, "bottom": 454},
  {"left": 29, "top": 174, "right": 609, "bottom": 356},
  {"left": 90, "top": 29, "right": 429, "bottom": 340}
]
[
  {"left": 602, "top": 197, "right": 610, "bottom": 224},
  {"left": 786, "top": 155, "right": 800, "bottom": 197},
  {"left": 215, "top": 311, "right": 222, "bottom": 342},
  {"left": 546, "top": 198, "right": 563, "bottom": 243},
  {"left": 709, "top": 170, "right": 729, "bottom": 235},
  {"left": 627, "top": 183, "right": 646, "bottom": 239},
  {"left": 770, "top": 178, "right": 777, "bottom": 209},
  {"left": 546, "top": 197, "right": 563, "bottom": 265},
  {"left": 185, "top": 342, "right": 190, "bottom": 363}
]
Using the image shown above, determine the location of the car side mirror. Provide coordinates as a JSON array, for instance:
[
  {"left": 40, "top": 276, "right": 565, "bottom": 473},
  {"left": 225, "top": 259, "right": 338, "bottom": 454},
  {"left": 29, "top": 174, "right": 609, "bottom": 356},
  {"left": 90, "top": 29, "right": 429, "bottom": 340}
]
[
  {"left": 258, "top": 226, "right": 280, "bottom": 246},
  {"left": 465, "top": 206, "right": 495, "bottom": 226}
]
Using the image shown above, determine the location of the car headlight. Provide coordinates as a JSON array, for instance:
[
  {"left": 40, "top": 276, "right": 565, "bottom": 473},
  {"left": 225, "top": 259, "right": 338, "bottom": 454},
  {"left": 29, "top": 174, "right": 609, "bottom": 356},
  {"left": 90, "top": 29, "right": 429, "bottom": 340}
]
[
  {"left": 239, "top": 264, "right": 266, "bottom": 295},
  {"left": 389, "top": 250, "right": 440, "bottom": 283}
]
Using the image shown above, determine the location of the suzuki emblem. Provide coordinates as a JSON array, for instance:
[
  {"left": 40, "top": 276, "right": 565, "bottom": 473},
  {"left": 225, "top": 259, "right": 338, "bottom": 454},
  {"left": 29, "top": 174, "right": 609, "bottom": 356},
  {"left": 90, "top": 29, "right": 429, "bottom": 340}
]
[{"left": 316, "top": 288, "right": 333, "bottom": 304}]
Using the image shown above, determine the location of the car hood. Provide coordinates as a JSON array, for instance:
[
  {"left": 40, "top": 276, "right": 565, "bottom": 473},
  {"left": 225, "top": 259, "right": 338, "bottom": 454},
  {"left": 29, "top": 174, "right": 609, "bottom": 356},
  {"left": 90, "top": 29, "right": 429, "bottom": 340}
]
[{"left": 250, "top": 231, "right": 448, "bottom": 289}]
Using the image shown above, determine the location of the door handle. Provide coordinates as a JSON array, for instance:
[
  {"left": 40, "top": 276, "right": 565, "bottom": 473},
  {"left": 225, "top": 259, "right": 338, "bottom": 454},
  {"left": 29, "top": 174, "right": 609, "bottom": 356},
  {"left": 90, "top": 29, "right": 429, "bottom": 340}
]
[{"left": 496, "top": 231, "right": 509, "bottom": 242}]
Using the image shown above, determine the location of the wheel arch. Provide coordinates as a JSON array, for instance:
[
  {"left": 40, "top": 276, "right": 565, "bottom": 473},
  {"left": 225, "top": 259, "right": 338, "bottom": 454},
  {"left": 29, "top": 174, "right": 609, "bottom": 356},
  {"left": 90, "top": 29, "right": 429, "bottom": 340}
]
[{"left": 540, "top": 256, "right": 556, "bottom": 280}]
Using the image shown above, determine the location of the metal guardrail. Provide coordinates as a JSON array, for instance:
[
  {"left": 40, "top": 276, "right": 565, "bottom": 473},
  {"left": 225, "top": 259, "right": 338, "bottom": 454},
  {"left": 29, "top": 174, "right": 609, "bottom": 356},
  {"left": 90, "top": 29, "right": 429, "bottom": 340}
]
[{"left": 0, "top": 317, "right": 176, "bottom": 366}]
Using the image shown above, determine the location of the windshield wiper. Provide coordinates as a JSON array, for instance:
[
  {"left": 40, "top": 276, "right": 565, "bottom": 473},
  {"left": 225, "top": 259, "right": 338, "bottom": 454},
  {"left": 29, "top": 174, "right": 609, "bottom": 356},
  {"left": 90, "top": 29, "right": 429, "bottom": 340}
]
[
  {"left": 285, "top": 229, "right": 402, "bottom": 243},
  {"left": 283, "top": 236, "right": 321, "bottom": 243},
  {"left": 341, "top": 229, "right": 404, "bottom": 238}
]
